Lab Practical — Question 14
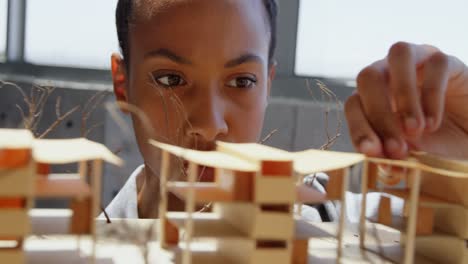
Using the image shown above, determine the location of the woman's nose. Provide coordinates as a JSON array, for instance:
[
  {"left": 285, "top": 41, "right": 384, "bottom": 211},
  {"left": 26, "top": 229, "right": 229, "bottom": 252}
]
[{"left": 186, "top": 89, "right": 228, "bottom": 142}]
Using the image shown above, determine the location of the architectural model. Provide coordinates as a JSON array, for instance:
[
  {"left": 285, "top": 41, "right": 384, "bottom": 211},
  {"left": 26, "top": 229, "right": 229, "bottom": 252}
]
[
  {"left": 1, "top": 127, "right": 467, "bottom": 263},
  {"left": 0, "top": 129, "right": 122, "bottom": 263},
  {"left": 151, "top": 140, "right": 468, "bottom": 264}
]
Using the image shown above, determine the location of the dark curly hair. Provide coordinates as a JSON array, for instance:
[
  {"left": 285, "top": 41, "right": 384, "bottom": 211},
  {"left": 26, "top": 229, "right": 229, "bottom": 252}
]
[{"left": 116, "top": 0, "right": 278, "bottom": 69}]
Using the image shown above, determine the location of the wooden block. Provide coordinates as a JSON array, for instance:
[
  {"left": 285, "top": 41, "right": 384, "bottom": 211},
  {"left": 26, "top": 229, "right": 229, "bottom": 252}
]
[
  {"left": 325, "top": 169, "right": 344, "bottom": 200},
  {"left": 231, "top": 171, "right": 254, "bottom": 201},
  {"left": 214, "top": 203, "right": 259, "bottom": 237},
  {"left": 415, "top": 206, "right": 434, "bottom": 236},
  {"left": 261, "top": 160, "right": 293, "bottom": 177},
  {"left": 421, "top": 171, "right": 468, "bottom": 207},
  {"left": 377, "top": 195, "right": 393, "bottom": 227},
  {"left": 215, "top": 203, "right": 294, "bottom": 240},
  {"left": 216, "top": 238, "right": 254, "bottom": 263},
  {"left": 70, "top": 197, "right": 91, "bottom": 234},
  {"left": 216, "top": 170, "right": 253, "bottom": 202},
  {"left": 0, "top": 198, "right": 25, "bottom": 208},
  {"left": 0, "top": 210, "right": 30, "bottom": 237},
  {"left": 434, "top": 206, "right": 468, "bottom": 239},
  {"left": 163, "top": 217, "right": 179, "bottom": 246},
  {"left": 254, "top": 175, "right": 296, "bottom": 204},
  {"left": 35, "top": 177, "right": 91, "bottom": 199},
  {"left": 0, "top": 165, "right": 34, "bottom": 197},
  {"left": 252, "top": 210, "right": 295, "bottom": 239},
  {"left": 36, "top": 163, "right": 50, "bottom": 176},
  {"left": 252, "top": 247, "right": 291, "bottom": 264},
  {"left": 0, "top": 149, "right": 31, "bottom": 169},
  {"left": 292, "top": 239, "right": 308, "bottom": 264},
  {"left": 254, "top": 210, "right": 294, "bottom": 239},
  {"left": 0, "top": 250, "right": 24, "bottom": 264}
]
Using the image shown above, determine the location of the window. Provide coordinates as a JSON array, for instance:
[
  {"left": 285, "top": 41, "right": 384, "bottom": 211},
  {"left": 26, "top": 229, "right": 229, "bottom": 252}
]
[
  {"left": 0, "top": 0, "right": 7, "bottom": 61},
  {"left": 295, "top": 0, "right": 468, "bottom": 80},
  {"left": 24, "top": 0, "right": 119, "bottom": 69}
]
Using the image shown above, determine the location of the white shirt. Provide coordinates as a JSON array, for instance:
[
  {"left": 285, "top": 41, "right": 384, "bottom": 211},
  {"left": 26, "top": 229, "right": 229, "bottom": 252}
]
[{"left": 102, "top": 165, "right": 143, "bottom": 218}]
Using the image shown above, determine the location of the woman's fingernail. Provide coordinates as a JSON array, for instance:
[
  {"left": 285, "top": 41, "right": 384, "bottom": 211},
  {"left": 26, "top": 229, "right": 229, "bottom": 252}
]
[
  {"left": 359, "top": 139, "right": 375, "bottom": 154},
  {"left": 405, "top": 116, "right": 419, "bottom": 132},
  {"left": 385, "top": 138, "right": 401, "bottom": 154}
]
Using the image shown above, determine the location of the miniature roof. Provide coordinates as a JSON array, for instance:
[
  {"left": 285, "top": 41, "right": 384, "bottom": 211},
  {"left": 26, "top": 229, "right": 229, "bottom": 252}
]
[
  {"left": 293, "top": 149, "right": 365, "bottom": 174},
  {"left": 367, "top": 155, "right": 468, "bottom": 178},
  {"left": 33, "top": 138, "right": 123, "bottom": 166},
  {"left": 0, "top": 129, "right": 34, "bottom": 149},
  {"left": 149, "top": 140, "right": 258, "bottom": 172},
  {"left": 412, "top": 151, "right": 468, "bottom": 178},
  {"left": 216, "top": 141, "right": 292, "bottom": 163}
]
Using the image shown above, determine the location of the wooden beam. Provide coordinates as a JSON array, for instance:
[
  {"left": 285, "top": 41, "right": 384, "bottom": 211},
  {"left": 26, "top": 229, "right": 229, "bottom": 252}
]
[
  {"left": 337, "top": 167, "right": 350, "bottom": 258},
  {"left": 359, "top": 161, "right": 369, "bottom": 248},
  {"left": 183, "top": 162, "right": 197, "bottom": 264},
  {"left": 404, "top": 167, "right": 422, "bottom": 264},
  {"left": 159, "top": 151, "right": 170, "bottom": 248}
]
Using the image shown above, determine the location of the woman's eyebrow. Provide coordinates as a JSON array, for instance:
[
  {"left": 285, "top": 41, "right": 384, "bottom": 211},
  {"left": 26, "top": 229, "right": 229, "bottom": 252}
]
[
  {"left": 144, "top": 48, "right": 193, "bottom": 65},
  {"left": 225, "top": 53, "right": 264, "bottom": 68}
]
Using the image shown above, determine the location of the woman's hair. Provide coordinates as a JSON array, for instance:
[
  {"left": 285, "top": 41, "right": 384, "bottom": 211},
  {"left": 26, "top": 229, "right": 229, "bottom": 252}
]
[{"left": 116, "top": 0, "right": 278, "bottom": 69}]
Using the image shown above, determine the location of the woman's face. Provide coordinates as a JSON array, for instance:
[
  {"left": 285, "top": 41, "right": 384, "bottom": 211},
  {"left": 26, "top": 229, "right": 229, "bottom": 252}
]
[{"left": 112, "top": 0, "right": 275, "bottom": 179}]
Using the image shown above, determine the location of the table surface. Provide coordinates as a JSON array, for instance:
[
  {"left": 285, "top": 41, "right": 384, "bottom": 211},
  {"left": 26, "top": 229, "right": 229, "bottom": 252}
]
[{"left": 23, "top": 215, "right": 436, "bottom": 264}]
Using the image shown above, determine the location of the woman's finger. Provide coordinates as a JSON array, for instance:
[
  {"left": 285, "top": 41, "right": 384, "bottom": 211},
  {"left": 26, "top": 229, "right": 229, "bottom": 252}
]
[
  {"left": 355, "top": 65, "right": 407, "bottom": 158},
  {"left": 421, "top": 51, "right": 450, "bottom": 132},
  {"left": 345, "top": 93, "right": 384, "bottom": 157},
  {"left": 387, "top": 42, "right": 425, "bottom": 137}
]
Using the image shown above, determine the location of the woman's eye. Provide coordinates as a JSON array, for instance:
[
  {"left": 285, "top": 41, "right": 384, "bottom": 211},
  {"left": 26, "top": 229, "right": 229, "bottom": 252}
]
[
  {"left": 227, "top": 76, "right": 257, "bottom": 89},
  {"left": 154, "top": 74, "right": 187, "bottom": 88}
]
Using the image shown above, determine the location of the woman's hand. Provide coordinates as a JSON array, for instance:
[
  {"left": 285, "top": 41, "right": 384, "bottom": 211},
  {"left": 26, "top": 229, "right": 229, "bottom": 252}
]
[{"left": 345, "top": 42, "right": 468, "bottom": 159}]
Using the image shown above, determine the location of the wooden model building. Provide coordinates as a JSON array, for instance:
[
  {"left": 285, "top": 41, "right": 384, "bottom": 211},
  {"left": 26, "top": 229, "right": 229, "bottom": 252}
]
[
  {"left": 360, "top": 153, "right": 468, "bottom": 264},
  {"left": 151, "top": 140, "right": 468, "bottom": 264},
  {"left": 152, "top": 140, "right": 364, "bottom": 264},
  {"left": 0, "top": 130, "right": 35, "bottom": 263},
  {"left": 0, "top": 129, "right": 122, "bottom": 263},
  {"left": 1, "top": 127, "right": 467, "bottom": 263}
]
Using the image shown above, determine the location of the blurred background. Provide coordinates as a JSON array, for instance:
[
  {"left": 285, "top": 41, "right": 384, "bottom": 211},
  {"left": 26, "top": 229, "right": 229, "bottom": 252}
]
[{"left": 1, "top": 0, "right": 467, "bottom": 207}]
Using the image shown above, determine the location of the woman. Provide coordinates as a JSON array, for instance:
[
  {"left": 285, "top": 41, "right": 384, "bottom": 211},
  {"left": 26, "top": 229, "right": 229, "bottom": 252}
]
[{"left": 105, "top": 0, "right": 468, "bottom": 219}]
